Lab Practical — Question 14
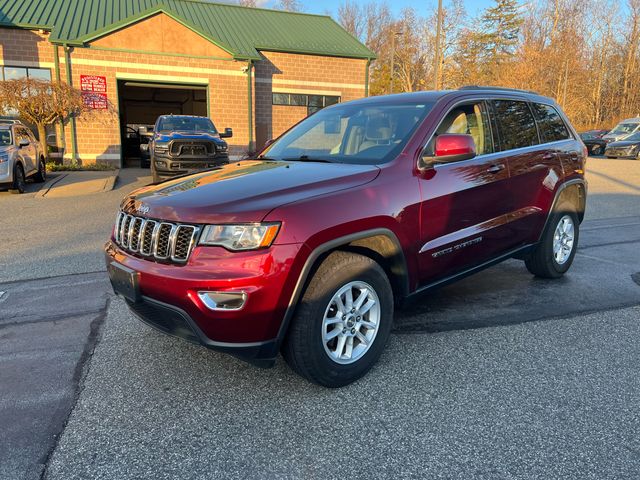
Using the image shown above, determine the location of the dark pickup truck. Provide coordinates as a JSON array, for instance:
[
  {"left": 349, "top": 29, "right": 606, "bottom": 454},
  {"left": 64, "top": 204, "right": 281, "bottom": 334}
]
[{"left": 149, "top": 115, "right": 233, "bottom": 182}]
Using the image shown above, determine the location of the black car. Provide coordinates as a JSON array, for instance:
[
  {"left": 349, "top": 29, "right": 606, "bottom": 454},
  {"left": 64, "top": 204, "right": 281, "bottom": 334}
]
[
  {"left": 579, "top": 130, "right": 609, "bottom": 156},
  {"left": 149, "top": 115, "right": 233, "bottom": 182},
  {"left": 604, "top": 131, "right": 640, "bottom": 159}
]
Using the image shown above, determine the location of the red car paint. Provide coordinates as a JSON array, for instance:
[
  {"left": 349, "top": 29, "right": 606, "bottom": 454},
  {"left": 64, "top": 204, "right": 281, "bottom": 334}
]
[{"left": 106, "top": 89, "right": 586, "bottom": 365}]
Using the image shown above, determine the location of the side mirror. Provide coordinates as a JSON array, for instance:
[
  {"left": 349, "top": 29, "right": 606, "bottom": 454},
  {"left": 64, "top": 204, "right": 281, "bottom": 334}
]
[
  {"left": 423, "top": 134, "right": 476, "bottom": 166},
  {"left": 220, "top": 127, "right": 233, "bottom": 139},
  {"left": 19, "top": 138, "right": 30, "bottom": 148}
]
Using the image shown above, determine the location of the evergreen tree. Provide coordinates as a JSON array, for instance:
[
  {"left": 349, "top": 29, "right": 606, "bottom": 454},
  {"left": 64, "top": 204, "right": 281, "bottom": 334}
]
[{"left": 480, "top": 0, "right": 523, "bottom": 62}]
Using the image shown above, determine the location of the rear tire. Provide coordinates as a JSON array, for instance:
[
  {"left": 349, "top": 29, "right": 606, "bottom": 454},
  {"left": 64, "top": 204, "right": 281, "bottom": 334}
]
[
  {"left": 282, "top": 251, "right": 394, "bottom": 388},
  {"left": 33, "top": 157, "right": 46, "bottom": 183},
  {"left": 525, "top": 203, "right": 579, "bottom": 278},
  {"left": 9, "top": 163, "right": 26, "bottom": 194}
]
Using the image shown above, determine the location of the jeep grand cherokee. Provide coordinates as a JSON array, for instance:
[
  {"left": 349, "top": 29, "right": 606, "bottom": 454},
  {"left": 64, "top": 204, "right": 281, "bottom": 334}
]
[{"left": 106, "top": 87, "right": 587, "bottom": 387}]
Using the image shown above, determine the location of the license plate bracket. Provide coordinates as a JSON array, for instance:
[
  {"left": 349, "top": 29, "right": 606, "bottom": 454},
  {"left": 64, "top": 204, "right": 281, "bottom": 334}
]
[{"left": 107, "top": 261, "right": 140, "bottom": 303}]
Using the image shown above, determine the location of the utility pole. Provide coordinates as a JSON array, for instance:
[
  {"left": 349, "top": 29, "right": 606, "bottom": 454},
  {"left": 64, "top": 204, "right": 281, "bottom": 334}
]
[
  {"left": 433, "top": 0, "right": 443, "bottom": 90},
  {"left": 389, "top": 29, "right": 403, "bottom": 94}
]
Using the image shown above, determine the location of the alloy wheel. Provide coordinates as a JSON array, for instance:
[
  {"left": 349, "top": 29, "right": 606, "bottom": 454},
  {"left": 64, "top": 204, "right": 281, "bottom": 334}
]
[
  {"left": 321, "top": 281, "right": 380, "bottom": 365},
  {"left": 553, "top": 215, "right": 575, "bottom": 265}
]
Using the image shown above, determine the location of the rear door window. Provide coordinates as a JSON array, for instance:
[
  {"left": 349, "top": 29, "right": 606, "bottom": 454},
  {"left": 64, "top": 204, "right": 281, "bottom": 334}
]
[
  {"left": 531, "top": 103, "right": 571, "bottom": 143},
  {"left": 492, "top": 100, "right": 539, "bottom": 151}
]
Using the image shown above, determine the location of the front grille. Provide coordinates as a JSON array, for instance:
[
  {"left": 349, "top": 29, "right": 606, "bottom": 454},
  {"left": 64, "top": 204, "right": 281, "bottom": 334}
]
[
  {"left": 169, "top": 141, "right": 214, "bottom": 157},
  {"left": 114, "top": 212, "right": 199, "bottom": 263}
]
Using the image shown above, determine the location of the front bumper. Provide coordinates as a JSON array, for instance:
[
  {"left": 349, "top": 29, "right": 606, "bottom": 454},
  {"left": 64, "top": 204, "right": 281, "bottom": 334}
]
[
  {"left": 105, "top": 240, "right": 308, "bottom": 363},
  {"left": 0, "top": 160, "right": 12, "bottom": 186},
  {"left": 604, "top": 148, "right": 638, "bottom": 159},
  {"left": 153, "top": 155, "right": 229, "bottom": 178},
  {"left": 126, "top": 295, "right": 279, "bottom": 367}
]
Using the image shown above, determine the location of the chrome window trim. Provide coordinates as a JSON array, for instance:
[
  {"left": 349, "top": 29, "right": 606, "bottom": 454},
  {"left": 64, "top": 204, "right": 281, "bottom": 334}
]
[{"left": 420, "top": 95, "right": 577, "bottom": 170}]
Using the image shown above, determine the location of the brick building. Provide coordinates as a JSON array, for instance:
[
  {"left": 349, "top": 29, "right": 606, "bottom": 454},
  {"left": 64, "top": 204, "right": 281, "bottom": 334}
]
[{"left": 0, "top": 0, "right": 375, "bottom": 165}]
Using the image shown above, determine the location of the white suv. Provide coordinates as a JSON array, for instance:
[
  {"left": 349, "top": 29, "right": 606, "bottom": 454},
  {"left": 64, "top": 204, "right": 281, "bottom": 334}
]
[{"left": 0, "top": 120, "right": 46, "bottom": 194}]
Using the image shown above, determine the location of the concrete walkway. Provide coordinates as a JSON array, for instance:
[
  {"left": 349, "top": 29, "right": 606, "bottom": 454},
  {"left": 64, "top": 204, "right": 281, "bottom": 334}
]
[{"left": 37, "top": 170, "right": 119, "bottom": 198}]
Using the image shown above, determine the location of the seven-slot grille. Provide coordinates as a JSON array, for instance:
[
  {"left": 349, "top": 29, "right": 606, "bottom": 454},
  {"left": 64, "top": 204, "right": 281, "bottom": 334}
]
[{"left": 113, "top": 212, "right": 199, "bottom": 263}]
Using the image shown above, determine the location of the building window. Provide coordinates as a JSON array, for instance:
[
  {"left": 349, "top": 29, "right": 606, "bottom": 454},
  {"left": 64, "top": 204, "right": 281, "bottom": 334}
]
[
  {"left": 2, "top": 66, "right": 51, "bottom": 81},
  {"left": 272, "top": 93, "right": 341, "bottom": 116}
]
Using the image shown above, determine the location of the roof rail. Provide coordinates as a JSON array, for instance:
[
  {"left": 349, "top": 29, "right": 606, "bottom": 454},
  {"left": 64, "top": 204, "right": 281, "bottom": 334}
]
[
  {"left": 458, "top": 85, "right": 538, "bottom": 95},
  {"left": 0, "top": 119, "right": 23, "bottom": 125}
]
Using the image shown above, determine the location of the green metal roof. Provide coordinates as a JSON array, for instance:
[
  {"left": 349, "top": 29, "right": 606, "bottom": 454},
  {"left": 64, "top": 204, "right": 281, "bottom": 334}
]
[{"left": 0, "top": 0, "right": 376, "bottom": 60}]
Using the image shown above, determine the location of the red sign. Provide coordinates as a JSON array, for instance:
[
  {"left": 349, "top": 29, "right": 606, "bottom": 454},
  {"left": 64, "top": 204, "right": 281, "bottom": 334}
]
[
  {"left": 80, "top": 75, "right": 107, "bottom": 93},
  {"left": 82, "top": 92, "right": 108, "bottom": 110}
]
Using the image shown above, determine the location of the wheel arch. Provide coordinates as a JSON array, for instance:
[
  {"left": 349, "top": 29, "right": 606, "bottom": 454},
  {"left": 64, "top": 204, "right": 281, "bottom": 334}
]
[
  {"left": 536, "top": 179, "right": 586, "bottom": 244},
  {"left": 275, "top": 228, "right": 410, "bottom": 349},
  {"left": 555, "top": 180, "right": 586, "bottom": 223}
]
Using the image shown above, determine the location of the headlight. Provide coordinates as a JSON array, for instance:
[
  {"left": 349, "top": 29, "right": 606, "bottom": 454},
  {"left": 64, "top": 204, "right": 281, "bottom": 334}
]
[
  {"left": 154, "top": 143, "right": 169, "bottom": 153},
  {"left": 199, "top": 223, "right": 280, "bottom": 251},
  {"left": 218, "top": 143, "right": 228, "bottom": 152}
]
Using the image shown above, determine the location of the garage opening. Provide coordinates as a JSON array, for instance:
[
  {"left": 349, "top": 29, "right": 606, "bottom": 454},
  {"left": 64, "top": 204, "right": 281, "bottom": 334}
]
[{"left": 117, "top": 80, "right": 208, "bottom": 168}]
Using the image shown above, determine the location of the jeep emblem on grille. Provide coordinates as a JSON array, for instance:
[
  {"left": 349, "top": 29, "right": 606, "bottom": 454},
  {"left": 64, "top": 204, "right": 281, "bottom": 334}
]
[{"left": 136, "top": 204, "right": 150, "bottom": 215}]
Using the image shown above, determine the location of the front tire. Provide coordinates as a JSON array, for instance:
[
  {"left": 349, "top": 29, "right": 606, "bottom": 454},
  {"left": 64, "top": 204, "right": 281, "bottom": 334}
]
[
  {"left": 282, "top": 251, "right": 394, "bottom": 388},
  {"left": 525, "top": 203, "right": 579, "bottom": 278},
  {"left": 9, "top": 163, "right": 26, "bottom": 194},
  {"left": 33, "top": 157, "right": 46, "bottom": 183}
]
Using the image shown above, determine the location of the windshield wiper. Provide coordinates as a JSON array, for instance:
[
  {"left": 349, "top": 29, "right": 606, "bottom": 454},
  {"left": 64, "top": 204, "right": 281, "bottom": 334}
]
[{"left": 282, "top": 155, "right": 333, "bottom": 163}]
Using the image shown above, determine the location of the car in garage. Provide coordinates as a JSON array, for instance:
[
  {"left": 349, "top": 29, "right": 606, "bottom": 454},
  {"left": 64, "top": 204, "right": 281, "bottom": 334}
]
[
  {"left": 604, "top": 131, "right": 640, "bottom": 159},
  {"left": 149, "top": 115, "right": 232, "bottom": 183},
  {"left": 0, "top": 120, "right": 46, "bottom": 194},
  {"left": 107, "top": 87, "right": 587, "bottom": 387}
]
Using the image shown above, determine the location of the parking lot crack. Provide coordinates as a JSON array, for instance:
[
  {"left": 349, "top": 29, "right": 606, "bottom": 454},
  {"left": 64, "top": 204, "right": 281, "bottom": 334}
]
[{"left": 38, "top": 298, "right": 111, "bottom": 480}]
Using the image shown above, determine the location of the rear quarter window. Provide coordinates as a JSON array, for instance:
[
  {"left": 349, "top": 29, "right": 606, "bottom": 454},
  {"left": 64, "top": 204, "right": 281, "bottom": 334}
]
[
  {"left": 492, "top": 100, "right": 539, "bottom": 151},
  {"left": 531, "top": 103, "right": 571, "bottom": 143}
]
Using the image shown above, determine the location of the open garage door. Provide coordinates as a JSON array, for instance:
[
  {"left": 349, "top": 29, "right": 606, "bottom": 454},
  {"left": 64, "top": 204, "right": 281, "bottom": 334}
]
[{"left": 117, "top": 80, "right": 208, "bottom": 168}]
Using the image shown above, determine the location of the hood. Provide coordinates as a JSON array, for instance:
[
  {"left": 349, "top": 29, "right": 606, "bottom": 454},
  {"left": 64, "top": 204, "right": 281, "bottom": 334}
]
[
  {"left": 606, "top": 140, "right": 640, "bottom": 148},
  {"left": 603, "top": 133, "right": 633, "bottom": 141},
  {"left": 122, "top": 160, "right": 380, "bottom": 224},
  {"left": 154, "top": 131, "right": 225, "bottom": 145}
]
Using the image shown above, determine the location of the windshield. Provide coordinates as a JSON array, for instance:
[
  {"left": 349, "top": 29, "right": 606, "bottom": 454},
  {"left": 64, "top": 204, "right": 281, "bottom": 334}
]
[
  {"left": 610, "top": 122, "right": 639, "bottom": 135},
  {"left": 0, "top": 130, "right": 11, "bottom": 146},
  {"left": 261, "top": 101, "right": 434, "bottom": 165},
  {"left": 156, "top": 117, "right": 217, "bottom": 134}
]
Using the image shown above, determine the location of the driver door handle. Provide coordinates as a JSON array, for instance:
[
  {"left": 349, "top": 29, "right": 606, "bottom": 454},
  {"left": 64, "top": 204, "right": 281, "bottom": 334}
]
[{"left": 486, "top": 164, "right": 505, "bottom": 174}]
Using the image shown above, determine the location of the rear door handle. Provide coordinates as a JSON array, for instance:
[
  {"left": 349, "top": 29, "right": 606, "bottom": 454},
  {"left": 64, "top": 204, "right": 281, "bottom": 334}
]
[{"left": 486, "top": 164, "right": 505, "bottom": 174}]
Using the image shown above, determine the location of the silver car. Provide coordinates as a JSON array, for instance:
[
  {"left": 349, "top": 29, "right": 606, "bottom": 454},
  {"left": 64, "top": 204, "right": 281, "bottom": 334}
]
[{"left": 0, "top": 120, "right": 46, "bottom": 194}]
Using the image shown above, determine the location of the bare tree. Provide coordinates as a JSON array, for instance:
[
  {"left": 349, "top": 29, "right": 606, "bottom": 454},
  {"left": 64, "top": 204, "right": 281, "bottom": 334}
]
[
  {"left": 0, "top": 77, "right": 114, "bottom": 161},
  {"left": 276, "top": 0, "right": 302, "bottom": 12}
]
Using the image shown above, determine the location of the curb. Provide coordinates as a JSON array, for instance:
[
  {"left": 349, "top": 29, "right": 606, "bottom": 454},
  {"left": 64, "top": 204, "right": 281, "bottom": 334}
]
[
  {"left": 103, "top": 169, "right": 119, "bottom": 192},
  {"left": 36, "top": 173, "right": 68, "bottom": 198}
]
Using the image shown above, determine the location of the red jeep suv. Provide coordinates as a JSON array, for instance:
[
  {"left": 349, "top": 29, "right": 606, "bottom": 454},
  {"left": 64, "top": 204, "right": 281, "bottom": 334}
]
[{"left": 106, "top": 87, "right": 587, "bottom": 387}]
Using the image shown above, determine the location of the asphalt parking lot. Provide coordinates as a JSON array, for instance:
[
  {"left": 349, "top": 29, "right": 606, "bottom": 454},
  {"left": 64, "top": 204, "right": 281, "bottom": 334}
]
[{"left": 1, "top": 158, "right": 639, "bottom": 479}]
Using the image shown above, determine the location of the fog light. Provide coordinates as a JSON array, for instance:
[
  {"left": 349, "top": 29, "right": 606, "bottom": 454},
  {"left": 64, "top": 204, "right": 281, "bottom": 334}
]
[{"left": 197, "top": 291, "right": 247, "bottom": 311}]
